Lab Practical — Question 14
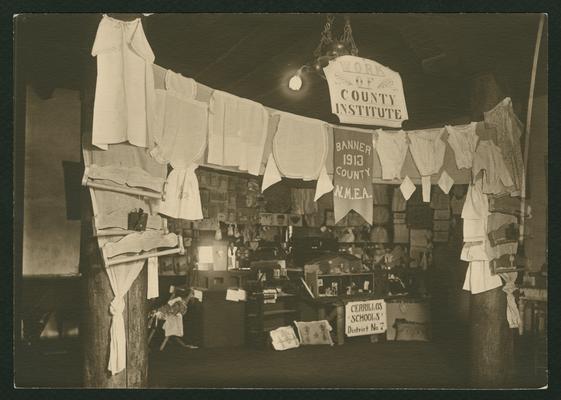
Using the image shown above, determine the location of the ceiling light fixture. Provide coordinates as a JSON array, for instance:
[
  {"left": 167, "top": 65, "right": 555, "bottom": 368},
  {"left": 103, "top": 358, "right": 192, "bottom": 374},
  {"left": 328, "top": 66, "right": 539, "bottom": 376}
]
[{"left": 288, "top": 15, "right": 359, "bottom": 91}]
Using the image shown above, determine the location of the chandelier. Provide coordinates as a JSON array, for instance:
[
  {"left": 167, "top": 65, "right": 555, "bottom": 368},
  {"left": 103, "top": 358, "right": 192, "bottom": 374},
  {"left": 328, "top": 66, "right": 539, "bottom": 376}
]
[{"left": 289, "top": 15, "right": 359, "bottom": 91}]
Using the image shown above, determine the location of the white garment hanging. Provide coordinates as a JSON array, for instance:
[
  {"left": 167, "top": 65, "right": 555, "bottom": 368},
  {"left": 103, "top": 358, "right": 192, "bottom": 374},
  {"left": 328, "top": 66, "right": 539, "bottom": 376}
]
[
  {"left": 159, "top": 165, "right": 203, "bottom": 220},
  {"left": 150, "top": 73, "right": 208, "bottom": 169},
  {"left": 408, "top": 128, "right": 446, "bottom": 202},
  {"left": 208, "top": 90, "right": 269, "bottom": 175},
  {"left": 445, "top": 122, "right": 479, "bottom": 169},
  {"left": 272, "top": 112, "right": 329, "bottom": 180},
  {"left": 461, "top": 181, "right": 489, "bottom": 242},
  {"left": 462, "top": 261, "right": 503, "bottom": 294},
  {"left": 147, "top": 256, "right": 159, "bottom": 299},
  {"left": 499, "top": 272, "right": 521, "bottom": 328},
  {"left": 472, "top": 140, "right": 515, "bottom": 195},
  {"left": 91, "top": 15, "right": 155, "bottom": 150},
  {"left": 375, "top": 129, "right": 408, "bottom": 180},
  {"left": 97, "top": 234, "right": 146, "bottom": 375}
]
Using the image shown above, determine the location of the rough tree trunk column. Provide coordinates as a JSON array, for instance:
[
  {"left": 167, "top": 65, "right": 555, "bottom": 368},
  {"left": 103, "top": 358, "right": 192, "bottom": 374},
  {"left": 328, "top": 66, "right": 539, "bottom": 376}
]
[
  {"left": 468, "top": 72, "right": 514, "bottom": 388},
  {"left": 469, "top": 287, "right": 513, "bottom": 387}
]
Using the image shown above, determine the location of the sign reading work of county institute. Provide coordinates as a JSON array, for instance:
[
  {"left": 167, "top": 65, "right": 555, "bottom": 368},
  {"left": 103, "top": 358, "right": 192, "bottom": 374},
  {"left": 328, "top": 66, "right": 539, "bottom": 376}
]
[
  {"left": 323, "top": 55, "right": 408, "bottom": 127},
  {"left": 345, "top": 299, "right": 387, "bottom": 337}
]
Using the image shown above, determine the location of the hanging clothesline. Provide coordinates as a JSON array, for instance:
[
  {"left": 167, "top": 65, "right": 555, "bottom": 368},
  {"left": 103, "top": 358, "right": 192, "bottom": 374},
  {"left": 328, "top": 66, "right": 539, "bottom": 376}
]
[{"left": 152, "top": 63, "right": 477, "bottom": 185}]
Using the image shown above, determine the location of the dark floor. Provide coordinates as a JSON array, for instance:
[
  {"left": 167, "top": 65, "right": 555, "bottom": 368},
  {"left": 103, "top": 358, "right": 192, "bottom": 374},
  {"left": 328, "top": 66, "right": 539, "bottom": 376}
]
[
  {"left": 14, "top": 334, "right": 546, "bottom": 388},
  {"left": 148, "top": 339, "right": 469, "bottom": 388}
]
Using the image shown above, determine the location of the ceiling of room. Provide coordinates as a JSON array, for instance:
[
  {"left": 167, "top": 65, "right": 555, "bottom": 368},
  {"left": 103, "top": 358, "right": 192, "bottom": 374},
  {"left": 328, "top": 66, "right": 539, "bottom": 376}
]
[{"left": 15, "top": 13, "right": 547, "bottom": 129}]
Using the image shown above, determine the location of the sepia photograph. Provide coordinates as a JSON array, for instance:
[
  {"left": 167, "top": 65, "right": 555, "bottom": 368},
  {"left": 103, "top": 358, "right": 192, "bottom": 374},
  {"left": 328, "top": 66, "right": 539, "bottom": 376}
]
[{"left": 12, "top": 12, "right": 549, "bottom": 390}]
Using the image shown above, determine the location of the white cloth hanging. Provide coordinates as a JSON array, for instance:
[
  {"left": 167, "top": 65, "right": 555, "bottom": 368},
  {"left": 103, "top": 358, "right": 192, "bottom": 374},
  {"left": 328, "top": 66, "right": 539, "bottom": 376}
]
[
  {"left": 147, "top": 256, "right": 159, "bottom": 299},
  {"left": 462, "top": 260, "right": 503, "bottom": 294},
  {"left": 272, "top": 112, "right": 329, "bottom": 180},
  {"left": 375, "top": 129, "right": 408, "bottom": 180},
  {"left": 499, "top": 272, "right": 521, "bottom": 329},
  {"left": 407, "top": 128, "right": 446, "bottom": 202},
  {"left": 91, "top": 15, "right": 155, "bottom": 150},
  {"left": 150, "top": 72, "right": 208, "bottom": 169},
  {"left": 472, "top": 140, "right": 515, "bottom": 195},
  {"left": 445, "top": 122, "right": 479, "bottom": 169},
  {"left": 208, "top": 90, "right": 269, "bottom": 175},
  {"left": 159, "top": 165, "right": 203, "bottom": 220},
  {"left": 97, "top": 234, "right": 146, "bottom": 375}
]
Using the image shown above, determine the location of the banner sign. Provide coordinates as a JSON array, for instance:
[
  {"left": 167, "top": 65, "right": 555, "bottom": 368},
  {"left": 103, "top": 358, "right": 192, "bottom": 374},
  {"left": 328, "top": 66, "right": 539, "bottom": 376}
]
[
  {"left": 345, "top": 299, "right": 387, "bottom": 337},
  {"left": 323, "top": 55, "right": 408, "bottom": 127},
  {"left": 333, "top": 127, "right": 373, "bottom": 224}
]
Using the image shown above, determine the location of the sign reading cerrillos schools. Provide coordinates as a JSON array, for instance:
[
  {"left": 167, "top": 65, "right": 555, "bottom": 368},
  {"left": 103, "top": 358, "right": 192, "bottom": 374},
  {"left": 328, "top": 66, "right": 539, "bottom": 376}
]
[
  {"left": 323, "top": 55, "right": 408, "bottom": 127},
  {"left": 345, "top": 299, "right": 387, "bottom": 337}
]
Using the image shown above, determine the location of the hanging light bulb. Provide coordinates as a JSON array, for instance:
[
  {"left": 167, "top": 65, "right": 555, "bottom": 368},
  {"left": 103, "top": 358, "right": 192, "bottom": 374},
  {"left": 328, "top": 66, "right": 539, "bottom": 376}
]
[{"left": 288, "top": 74, "right": 303, "bottom": 91}]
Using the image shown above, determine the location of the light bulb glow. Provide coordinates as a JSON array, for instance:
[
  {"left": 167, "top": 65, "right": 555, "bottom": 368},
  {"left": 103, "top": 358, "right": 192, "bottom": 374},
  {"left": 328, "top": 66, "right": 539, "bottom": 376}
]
[{"left": 288, "top": 74, "right": 303, "bottom": 91}]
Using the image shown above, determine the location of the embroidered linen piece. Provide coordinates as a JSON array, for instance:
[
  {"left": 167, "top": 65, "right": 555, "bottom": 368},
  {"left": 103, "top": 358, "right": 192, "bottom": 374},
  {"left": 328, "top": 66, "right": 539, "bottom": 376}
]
[
  {"left": 272, "top": 112, "right": 329, "bottom": 180},
  {"left": 91, "top": 15, "right": 155, "bottom": 150},
  {"left": 208, "top": 90, "right": 269, "bottom": 175},
  {"left": 484, "top": 97, "right": 525, "bottom": 193},
  {"left": 294, "top": 320, "right": 334, "bottom": 346},
  {"left": 375, "top": 130, "right": 408, "bottom": 180},
  {"left": 150, "top": 70, "right": 208, "bottom": 169},
  {"left": 270, "top": 326, "right": 300, "bottom": 351},
  {"left": 407, "top": 128, "right": 446, "bottom": 202},
  {"left": 472, "top": 140, "right": 515, "bottom": 195},
  {"left": 159, "top": 165, "right": 204, "bottom": 220},
  {"left": 445, "top": 122, "right": 479, "bottom": 169}
]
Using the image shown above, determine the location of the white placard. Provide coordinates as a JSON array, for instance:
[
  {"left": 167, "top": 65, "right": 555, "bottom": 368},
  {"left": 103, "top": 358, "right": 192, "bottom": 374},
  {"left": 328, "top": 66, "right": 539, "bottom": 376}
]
[
  {"left": 323, "top": 55, "right": 408, "bottom": 127},
  {"left": 192, "top": 289, "right": 203, "bottom": 302},
  {"left": 345, "top": 299, "right": 387, "bottom": 337}
]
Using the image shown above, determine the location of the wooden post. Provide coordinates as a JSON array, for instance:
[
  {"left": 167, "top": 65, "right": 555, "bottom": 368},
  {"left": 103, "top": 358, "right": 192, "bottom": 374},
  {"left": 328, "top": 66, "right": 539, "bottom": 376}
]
[
  {"left": 468, "top": 72, "right": 514, "bottom": 388},
  {"left": 80, "top": 43, "right": 148, "bottom": 387},
  {"left": 469, "top": 287, "right": 513, "bottom": 387}
]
